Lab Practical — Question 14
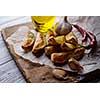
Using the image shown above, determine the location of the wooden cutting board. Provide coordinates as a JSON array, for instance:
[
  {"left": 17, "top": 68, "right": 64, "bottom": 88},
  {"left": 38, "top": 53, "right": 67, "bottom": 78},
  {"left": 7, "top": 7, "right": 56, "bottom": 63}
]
[{"left": 1, "top": 22, "right": 100, "bottom": 83}]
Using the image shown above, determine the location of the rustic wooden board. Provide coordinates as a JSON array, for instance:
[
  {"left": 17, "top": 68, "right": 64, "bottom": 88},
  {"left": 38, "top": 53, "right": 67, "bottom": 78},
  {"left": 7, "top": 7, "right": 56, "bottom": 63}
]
[{"left": 1, "top": 22, "right": 100, "bottom": 83}]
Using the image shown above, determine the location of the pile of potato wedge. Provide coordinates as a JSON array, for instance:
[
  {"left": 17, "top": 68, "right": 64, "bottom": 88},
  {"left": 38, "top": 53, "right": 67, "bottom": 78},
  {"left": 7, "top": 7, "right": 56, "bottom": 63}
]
[{"left": 22, "top": 28, "right": 85, "bottom": 72}]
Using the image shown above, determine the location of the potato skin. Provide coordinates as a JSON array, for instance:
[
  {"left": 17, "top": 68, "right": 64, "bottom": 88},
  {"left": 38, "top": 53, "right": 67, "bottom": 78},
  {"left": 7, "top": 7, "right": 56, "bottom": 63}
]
[
  {"left": 73, "top": 47, "right": 85, "bottom": 60},
  {"left": 45, "top": 46, "right": 57, "bottom": 57},
  {"left": 61, "top": 42, "right": 76, "bottom": 51},
  {"left": 32, "top": 32, "right": 46, "bottom": 57},
  {"left": 68, "top": 58, "right": 83, "bottom": 72},
  {"left": 47, "top": 36, "right": 58, "bottom": 46},
  {"left": 51, "top": 52, "right": 73, "bottom": 64},
  {"left": 22, "top": 31, "right": 35, "bottom": 52},
  {"left": 46, "top": 30, "right": 57, "bottom": 46},
  {"left": 66, "top": 32, "right": 78, "bottom": 45},
  {"left": 22, "top": 39, "right": 34, "bottom": 52},
  {"left": 47, "top": 29, "right": 56, "bottom": 37},
  {"left": 54, "top": 35, "right": 65, "bottom": 44}
]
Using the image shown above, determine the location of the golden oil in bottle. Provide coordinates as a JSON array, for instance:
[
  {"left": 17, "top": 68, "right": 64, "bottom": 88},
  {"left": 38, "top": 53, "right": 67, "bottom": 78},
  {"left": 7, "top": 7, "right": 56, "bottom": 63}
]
[{"left": 31, "top": 16, "right": 56, "bottom": 33}]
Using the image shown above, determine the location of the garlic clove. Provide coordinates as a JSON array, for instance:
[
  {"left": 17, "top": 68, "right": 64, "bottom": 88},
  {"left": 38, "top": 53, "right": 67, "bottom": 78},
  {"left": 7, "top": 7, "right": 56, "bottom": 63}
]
[
  {"left": 52, "top": 68, "right": 67, "bottom": 79},
  {"left": 68, "top": 58, "right": 83, "bottom": 72}
]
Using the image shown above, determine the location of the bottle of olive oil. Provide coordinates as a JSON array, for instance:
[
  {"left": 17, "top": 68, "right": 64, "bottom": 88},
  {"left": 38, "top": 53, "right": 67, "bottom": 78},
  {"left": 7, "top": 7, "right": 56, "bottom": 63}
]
[{"left": 31, "top": 16, "right": 56, "bottom": 33}]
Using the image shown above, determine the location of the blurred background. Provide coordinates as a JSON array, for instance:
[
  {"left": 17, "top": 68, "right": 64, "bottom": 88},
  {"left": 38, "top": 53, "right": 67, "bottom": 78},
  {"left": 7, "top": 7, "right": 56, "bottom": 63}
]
[{"left": 0, "top": 16, "right": 31, "bottom": 29}]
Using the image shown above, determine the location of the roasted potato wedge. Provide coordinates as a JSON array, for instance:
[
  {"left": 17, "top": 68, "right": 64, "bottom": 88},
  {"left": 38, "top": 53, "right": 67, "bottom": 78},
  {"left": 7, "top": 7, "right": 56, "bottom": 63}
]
[
  {"left": 47, "top": 36, "right": 58, "bottom": 46},
  {"left": 47, "top": 35, "right": 65, "bottom": 46},
  {"left": 68, "top": 58, "right": 83, "bottom": 72},
  {"left": 45, "top": 46, "right": 57, "bottom": 57},
  {"left": 54, "top": 35, "right": 65, "bottom": 44},
  {"left": 51, "top": 52, "right": 73, "bottom": 64},
  {"left": 61, "top": 42, "right": 76, "bottom": 51},
  {"left": 32, "top": 32, "right": 46, "bottom": 57},
  {"left": 66, "top": 32, "right": 78, "bottom": 45},
  {"left": 22, "top": 31, "right": 35, "bottom": 52},
  {"left": 47, "top": 29, "right": 57, "bottom": 36},
  {"left": 46, "top": 30, "right": 56, "bottom": 45},
  {"left": 73, "top": 47, "right": 85, "bottom": 60}
]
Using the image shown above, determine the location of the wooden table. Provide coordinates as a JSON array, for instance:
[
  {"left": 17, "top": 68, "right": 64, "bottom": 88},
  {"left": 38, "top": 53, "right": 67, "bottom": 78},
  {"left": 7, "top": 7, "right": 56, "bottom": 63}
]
[
  {"left": 0, "top": 16, "right": 100, "bottom": 83},
  {"left": 0, "top": 16, "right": 32, "bottom": 83}
]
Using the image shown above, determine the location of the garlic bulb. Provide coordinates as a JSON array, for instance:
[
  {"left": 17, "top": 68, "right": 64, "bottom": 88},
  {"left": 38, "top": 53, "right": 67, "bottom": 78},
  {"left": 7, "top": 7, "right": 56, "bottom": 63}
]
[{"left": 55, "top": 16, "right": 72, "bottom": 35}]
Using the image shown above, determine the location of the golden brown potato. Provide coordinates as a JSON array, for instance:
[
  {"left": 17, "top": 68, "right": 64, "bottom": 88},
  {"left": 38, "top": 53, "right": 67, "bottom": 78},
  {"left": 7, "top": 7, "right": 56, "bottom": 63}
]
[
  {"left": 47, "top": 29, "right": 57, "bottom": 37},
  {"left": 52, "top": 68, "right": 67, "bottom": 79},
  {"left": 32, "top": 32, "right": 46, "bottom": 57},
  {"left": 73, "top": 47, "right": 85, "bottom": 60},
  {"left": 61, "top": 42, "right": 76, "bottom": 51},
  {"left": 54, "top": 35, "right": 65, "bottom": 44},
  {"left": 47, "top": 36, "right": 58, "bottom": 46},
  {"left": 22, "top": 39, "right": 34, "bottom": 52},
  {"left": 51, "top": 52, "right": 73, "bottom": 64},
  {"left": 45, "top": 46, "right": 57, "bottom": 57},
  {"left": 22, "top": 31, "right": 35, "bottom": 52},
  {"left": 46, "top": 29, "right": 57, "bottom": 44},
  {"left": 66, "top": 32, "right": 78, "bottom": 45},
  {"left": 68, "top": 58, "right": 83, "bottom": 72},
  {"left": 47, "top": 35, "right": 66, "bottom": 46}
]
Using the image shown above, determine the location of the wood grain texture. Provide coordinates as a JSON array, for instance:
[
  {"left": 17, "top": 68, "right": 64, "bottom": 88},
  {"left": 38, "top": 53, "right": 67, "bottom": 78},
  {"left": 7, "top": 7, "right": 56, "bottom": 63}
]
[
  {"left": 0, "top": 60, "right": 26, "bottom": 83},
  {"left": 0, "top": 41, "right": 12, "bottom": 65},
  {"left": 0, "top": 17, "right": 30, "bottom": 83},
  {"left": 0, "top": 31, "right": 25, "bottom": 83}
]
